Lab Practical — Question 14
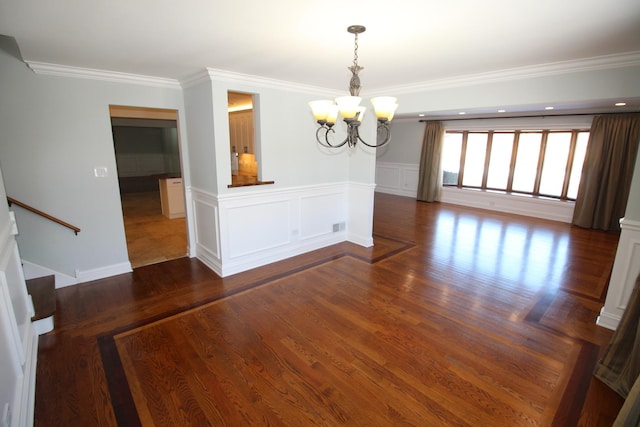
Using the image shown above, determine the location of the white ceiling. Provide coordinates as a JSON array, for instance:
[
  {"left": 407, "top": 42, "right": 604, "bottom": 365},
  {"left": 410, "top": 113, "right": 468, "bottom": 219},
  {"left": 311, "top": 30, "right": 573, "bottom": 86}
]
[{"left": 2, "top": 0, "right": 640, "bottom": 116}]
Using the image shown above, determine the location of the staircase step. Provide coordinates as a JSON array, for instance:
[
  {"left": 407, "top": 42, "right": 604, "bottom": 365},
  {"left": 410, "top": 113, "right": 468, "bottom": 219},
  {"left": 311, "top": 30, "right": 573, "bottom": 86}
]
[{"left": 26, "top": 275, "right": 56, "bottom": 321}]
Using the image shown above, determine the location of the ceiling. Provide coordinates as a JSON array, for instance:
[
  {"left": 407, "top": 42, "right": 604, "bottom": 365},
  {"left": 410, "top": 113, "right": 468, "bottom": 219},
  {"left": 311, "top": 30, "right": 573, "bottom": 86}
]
[{"left": 2, "top": 0, "right": 640, "bottom": 118}]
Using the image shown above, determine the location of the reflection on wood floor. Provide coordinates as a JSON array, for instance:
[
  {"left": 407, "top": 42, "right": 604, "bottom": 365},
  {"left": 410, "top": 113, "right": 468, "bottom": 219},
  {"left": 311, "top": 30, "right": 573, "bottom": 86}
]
[
  {"left": 36, "top": 193, "right": 624, "bottom": 426},
  {"left": 121, "top": 191, "right": 187, "bottom": 268}
]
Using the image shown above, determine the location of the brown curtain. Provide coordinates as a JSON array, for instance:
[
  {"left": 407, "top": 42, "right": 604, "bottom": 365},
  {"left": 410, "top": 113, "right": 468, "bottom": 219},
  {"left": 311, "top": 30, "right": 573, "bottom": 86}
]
[
  {"left": 594, "top": 273, "right": 640, "bottom": 426},
  {"left": 572, "top": 113, "right": 640, "bottom": 231},
  {"left": 417, "top": 121, "right": 444, "bottom": 202}
]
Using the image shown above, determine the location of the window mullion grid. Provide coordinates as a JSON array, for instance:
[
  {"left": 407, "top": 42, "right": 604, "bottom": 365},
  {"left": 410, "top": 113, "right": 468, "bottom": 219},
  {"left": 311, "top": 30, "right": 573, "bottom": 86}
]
[
  {"left": 533, "top": 131, "right": 548, "bottom": 196},
  {"left": 506, "top": 131, "right": 519, "bottom": 193},
  {"left": 560, "top": 130, "right": 578, "bottom": 200},
  {"left": 458, "top": 131, "right": 468, "bottom": 187},
  {"left": 482, "top": 131, "right": 493, "bottom": 188}
]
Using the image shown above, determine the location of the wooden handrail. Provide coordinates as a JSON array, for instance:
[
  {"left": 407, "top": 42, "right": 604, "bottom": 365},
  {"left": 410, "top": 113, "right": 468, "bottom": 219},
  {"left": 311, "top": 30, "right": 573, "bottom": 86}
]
[{"left": 7, "top": 197, "right": 81, "bottom": 235}]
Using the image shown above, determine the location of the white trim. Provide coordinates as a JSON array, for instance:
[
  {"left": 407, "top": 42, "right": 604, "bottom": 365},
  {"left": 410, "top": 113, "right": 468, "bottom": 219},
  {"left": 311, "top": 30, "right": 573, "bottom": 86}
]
[
  {"left": 192, "top": 182, "right": 367, "bottom": 277},
  {"left": 442, "top": 115, "right": 594, "bottom": 131},
  {"left": 21, "top": 260, "right": 77, "bottom": 288},
  {"left": 33, "top": 316, "right": 54, "bottom": 335},
  {"left": 25, "top": 61, "right": 182, "bottom": 89},
  {"left": 375, "top": 162, "right": 575, "bottom": 222},
  {"left": 24, "top": 50, "right": 640, "bottom": 98},
  {"left": 595, "top": 310, "right": 621, "bottom": 331},
  {"left": 369, "top": 51, "right": 640, "bottom": 96},
  {"left": 597, "top": 217, "right": 640, "bottom": 330},
  {"left": 181, "top": 68, "right": 343, "bottom": 97},
  {"left": 375, "top": 162, "right": 420, "bottom": 198},
  {"left": 74, "top": 262, "right": 132, "bottom": 285},
  {"left": 441, "top": 187, "right": 575, "bottom": 222}
]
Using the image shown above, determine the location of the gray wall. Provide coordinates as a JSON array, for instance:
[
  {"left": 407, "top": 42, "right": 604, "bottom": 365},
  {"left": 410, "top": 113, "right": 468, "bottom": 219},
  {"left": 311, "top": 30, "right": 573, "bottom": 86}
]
[
  {"left": 0, "top": 37, "right": 189, "bottom": 276},
  {"left": 376, "top": 120, "right": 423, "bottom": 164}
]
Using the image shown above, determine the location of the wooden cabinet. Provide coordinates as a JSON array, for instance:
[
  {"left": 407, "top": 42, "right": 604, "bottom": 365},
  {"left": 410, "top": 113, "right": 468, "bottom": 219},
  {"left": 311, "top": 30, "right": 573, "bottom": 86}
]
[{"left": 159, "top": 178, "right": 185, "bottom": 219}]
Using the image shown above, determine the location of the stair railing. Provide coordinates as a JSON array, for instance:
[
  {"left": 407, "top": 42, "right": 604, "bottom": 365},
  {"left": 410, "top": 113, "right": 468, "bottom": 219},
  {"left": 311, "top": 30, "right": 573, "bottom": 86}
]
[{"left": 7, "top": 197, "right": 81, "bottom": 235}]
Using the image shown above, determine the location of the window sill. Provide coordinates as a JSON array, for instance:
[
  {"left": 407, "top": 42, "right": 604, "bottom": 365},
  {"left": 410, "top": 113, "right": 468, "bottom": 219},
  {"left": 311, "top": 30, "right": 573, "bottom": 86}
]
[{"left": 442, "top": 185, "right": 576, "bottom": 203}]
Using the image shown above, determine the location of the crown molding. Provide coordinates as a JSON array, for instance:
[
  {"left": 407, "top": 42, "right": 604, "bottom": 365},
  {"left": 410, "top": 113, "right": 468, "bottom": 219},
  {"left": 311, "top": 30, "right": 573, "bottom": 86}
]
[
  {"left": 25, "top": 61, "right": 181, "bottom": 89},
  {"left": 368, "top": 51, "right": 640, "bottom": 96},
  {"left": 25, "top": 50, "right": 640, "bottom": 96},
  {"left": 180, "top": 68, "right": 342, "bottom": 97}
]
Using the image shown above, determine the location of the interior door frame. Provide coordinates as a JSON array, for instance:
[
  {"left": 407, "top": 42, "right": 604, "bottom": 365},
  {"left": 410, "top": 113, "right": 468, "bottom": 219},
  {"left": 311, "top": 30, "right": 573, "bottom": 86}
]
[{"left": 109, "top": 105, "right": 190, "bottom": 266}]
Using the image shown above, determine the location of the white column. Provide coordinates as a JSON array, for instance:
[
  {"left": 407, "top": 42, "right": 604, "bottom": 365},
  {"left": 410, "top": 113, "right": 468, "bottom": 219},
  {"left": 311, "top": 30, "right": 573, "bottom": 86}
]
[{"left": 597, "top": 218, "right": 640, "bottom": 330}]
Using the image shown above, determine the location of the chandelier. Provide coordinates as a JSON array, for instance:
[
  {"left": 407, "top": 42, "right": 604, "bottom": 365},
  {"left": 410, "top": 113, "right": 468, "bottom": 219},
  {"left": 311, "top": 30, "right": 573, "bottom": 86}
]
[{"left": 309, "top": 25, "right": 398, "bottom": 148}]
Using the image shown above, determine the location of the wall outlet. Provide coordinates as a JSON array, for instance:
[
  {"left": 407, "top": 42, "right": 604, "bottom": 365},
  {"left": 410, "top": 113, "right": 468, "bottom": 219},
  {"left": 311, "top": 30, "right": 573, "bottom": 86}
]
[{"left": 332, "top": 223, "right": 339, "bottom": 232}]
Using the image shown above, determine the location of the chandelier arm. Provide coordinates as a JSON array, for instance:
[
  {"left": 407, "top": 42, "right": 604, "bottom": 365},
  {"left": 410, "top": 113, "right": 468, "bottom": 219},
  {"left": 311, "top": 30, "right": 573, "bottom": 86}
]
[
  {"left": 357, "top": 122, "right": 392, "bottom": 148},
  {"left": 315, "top": 126, "right": 349, "bottom": 148}
]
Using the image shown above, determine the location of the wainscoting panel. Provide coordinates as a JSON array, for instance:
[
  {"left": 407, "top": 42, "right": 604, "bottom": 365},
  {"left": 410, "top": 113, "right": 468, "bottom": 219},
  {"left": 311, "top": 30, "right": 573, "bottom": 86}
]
[
  {"left": 598, "top": 218, "right": 640, "bottom": 330},
  {"left": 226, "top": 199, "right": 291, "bottom": 259},
  {"left": 375, "top": 162, "right": 419, "bottom": 198},
  {"left": 204, "top": 183, "right": 353, "bottom": 277},
  {"left": 191, "top": 190, "right": 221, "bottom": 272},
  {"left": 300, "top": 191, "right": 347, "bottom": 240}
]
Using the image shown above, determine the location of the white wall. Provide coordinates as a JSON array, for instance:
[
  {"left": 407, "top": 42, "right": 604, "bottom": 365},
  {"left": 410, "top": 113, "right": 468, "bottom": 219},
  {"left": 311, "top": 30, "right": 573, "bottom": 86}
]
[{"left": 0, "top": 37, "right": 190, "bottom": 283}]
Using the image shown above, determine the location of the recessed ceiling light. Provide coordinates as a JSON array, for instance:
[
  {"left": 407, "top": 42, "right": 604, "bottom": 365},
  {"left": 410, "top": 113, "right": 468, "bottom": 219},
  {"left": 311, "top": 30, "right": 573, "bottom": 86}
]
[
  {"left": 458, "top": 112, "right": 466, "bottom": 115},
  {"left": 545, "top": 106, "right": 554, "bottom": 110},
  {"left": 615, "top": 102, "right": 627, "bottom": 107},
  {"left": 498, "top": 109, "right": 506, "bottom": 113},
  {"left": 419, "top": 113, "right": 425, "bottom": 117}
]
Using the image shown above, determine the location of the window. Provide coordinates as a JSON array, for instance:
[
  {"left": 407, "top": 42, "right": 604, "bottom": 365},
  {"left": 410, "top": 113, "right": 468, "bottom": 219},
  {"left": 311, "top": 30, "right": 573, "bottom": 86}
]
[{"left": 442, "top": 129, "right": 589, "bottom": 200}]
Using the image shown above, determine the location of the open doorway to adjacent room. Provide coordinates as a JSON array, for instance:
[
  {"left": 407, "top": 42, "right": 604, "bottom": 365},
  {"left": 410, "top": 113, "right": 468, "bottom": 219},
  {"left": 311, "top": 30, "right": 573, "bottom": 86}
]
[{"left": 109, "top": 105, "right": 188, "bottom": 268}]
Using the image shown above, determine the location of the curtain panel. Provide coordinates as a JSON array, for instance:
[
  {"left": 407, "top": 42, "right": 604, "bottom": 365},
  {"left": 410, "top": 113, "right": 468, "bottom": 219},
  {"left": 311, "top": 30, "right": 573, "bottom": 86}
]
[
  {"left": 417, "top": 121, "right": 444, "bottom": 202},
  {"left": 572, "top": 113, "right": 640, "bottom": 231}
]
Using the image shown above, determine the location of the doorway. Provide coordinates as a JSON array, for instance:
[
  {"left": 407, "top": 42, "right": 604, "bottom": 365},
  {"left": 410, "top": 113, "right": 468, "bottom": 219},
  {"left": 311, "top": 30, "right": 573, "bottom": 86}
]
[{"left": 109, "top": 105, "right": 188, "bottom": 268}]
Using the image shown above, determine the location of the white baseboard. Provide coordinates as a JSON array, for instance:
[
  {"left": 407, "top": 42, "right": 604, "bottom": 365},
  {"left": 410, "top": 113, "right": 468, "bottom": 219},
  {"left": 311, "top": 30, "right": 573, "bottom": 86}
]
[
  {"left": 33, "top": 316, "right": 54, "bottom": 335},
  {"left": 596, "top": 309, "right": 621, "bottom": 331},
  {"left": 21, "top": 260, "right": 77, "bottom": 288},
  {"left": 75, "top": 262, "right": 132, "bottom": 284},
  {"left": 22, "top": 259, "right": 133, "bottom": 288}
]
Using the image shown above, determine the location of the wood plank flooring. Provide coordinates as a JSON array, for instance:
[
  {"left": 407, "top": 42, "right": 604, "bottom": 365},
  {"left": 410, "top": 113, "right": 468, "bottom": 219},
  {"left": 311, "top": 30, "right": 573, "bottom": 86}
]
[
  {"left": 35, "top": 193, "right": 624, "bottom": 426},
  {"left": 121, "top": 191, "right": 187, "bottom": 268}
]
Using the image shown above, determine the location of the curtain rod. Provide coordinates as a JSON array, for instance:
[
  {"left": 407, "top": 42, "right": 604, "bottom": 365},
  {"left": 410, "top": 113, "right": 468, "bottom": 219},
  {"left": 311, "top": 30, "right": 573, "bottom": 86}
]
[{"left": 418, "top": 110, "right": 640, "bottom": 122}]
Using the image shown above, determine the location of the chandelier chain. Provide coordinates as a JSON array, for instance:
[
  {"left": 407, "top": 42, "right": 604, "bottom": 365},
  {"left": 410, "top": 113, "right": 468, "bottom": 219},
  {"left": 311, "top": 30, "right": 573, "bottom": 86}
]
[{"left": 353, "top": 32, "right": 359, "bottom": 69}]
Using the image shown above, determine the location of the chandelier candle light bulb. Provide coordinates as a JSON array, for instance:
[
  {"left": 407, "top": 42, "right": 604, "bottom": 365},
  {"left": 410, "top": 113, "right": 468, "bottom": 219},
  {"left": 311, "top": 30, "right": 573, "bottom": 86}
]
[{"left": 310, "top": 25, "right": 398, "bottom": 148}]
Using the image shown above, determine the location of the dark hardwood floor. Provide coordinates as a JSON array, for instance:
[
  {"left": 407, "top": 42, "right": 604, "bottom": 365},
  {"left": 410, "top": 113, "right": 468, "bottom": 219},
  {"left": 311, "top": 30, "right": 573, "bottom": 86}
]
[{"left": 35, "top": 193, "right": 624, "bottom": 426}]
